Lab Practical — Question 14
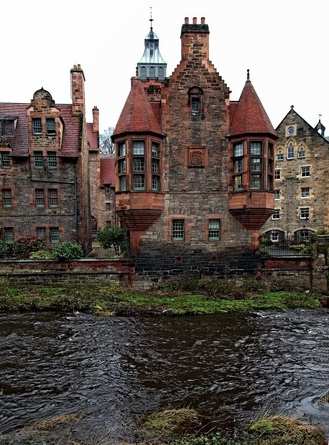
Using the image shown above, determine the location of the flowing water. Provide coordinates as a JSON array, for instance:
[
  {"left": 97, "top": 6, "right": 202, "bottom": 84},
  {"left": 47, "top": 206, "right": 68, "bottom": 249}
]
[{"left": 1, "top": 310, "right": 329, "bottom": 442}]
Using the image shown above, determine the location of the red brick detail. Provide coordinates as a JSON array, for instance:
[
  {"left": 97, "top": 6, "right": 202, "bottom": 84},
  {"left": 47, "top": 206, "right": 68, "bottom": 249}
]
[
  {"left": 264, "top": 258, "right": 311, "bottom": 270},
  {"left": 186, "top": 147, "right": 208, "bottom": 168},
  {"left": 114, "top": 79, "right": 162, "bottom": 136},
  {"left": 229, "top": 80, "right": 276, "bottom": 137}
]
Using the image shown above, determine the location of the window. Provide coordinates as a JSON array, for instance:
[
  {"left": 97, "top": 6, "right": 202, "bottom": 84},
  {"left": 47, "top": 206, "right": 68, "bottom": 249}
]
[
  {"left": 250, "top": 142, "right": 262, "bottom": 190},
  {"left": 300, "top": 207, "right": 309, "bottom": 219},
  {"left": 270, "top": 230, "right": 280, "bottom": 242},
  {"left": 0, "top": 120, "right": 14, "bottom": 136},
  {"left": 274, "top": 189, "right": 280, "bottom": 200},
  {"left": 32, "top": 118, "right": 42, "bottom": 135},
  {"left": 48, "top": 189, "right": 58, "bottom": 207},
  {"left": 118, "top": 158, "right": 126, "bottom": 174},
  {"left": 35, "top": 189, "right": 45, "bottom": 207},
  {"left": 119, "top": 176, "right": 127, "bottom": 191},
  {"left": 34, "top": 151, "right": 44, "bottom": 168},
  {"left": 189, "top": 87, "right": 203, "bottom": 119},
  {"left": 152, "top": 143, "right": 160, "bottom": 158},
  {"left": 118, "top": 141, "right": 127, "bottom": 191},
  {"left": 118, "top": 142, "right": 126, "bottom": 157},
  {"left": 287, "top": 143, "right": 294, "bottom": 159},
  {"left": 2, "top": 189, "right": 12, "bottom": 208},
  {"left": 297, "top": 147, "right": 305, "bottom": 159},
  {"left": 36, "top": 227, "right": 46, "bottom": 240},
  {"left": 152, "top": 142, "right": 160, "bottom": 192},
  {"left": 49, "top": 227, "right": 60, "bottom": 243},
  {"left": 172, "top": 219, "right": 184, "bottom": 240},
  {"left": 301, "top": 166, "right": 310, "bottom": 177},
  {"left": 46, "top": 118, "right": 56, "bottom": 135},
  {"left": 105, "top": 202, "right": 111, "bottom": 211},
  {"left": 3, "top": 227, "right": 14, "bottom": 242},
  {"left": 152, "top": 175, "right": 160, "bottom": 192},
  {"left": 272, "top": 209, "right": 280, "bottom": 220},
  {"left": 47, "top": 152, "right": 57, "bottom": 169},
  {"left": 274, "top": 169, "right": 281, "bottom": 180},
  {"left": 276, "top": 152, "right": 284, "bottom": 161},
  {"left": 208, "top": 219, "right": 221, "bottom": 241},
  {"left": 141, "top": 66, "right": 147, "bottom": 78},
  {"left": 133, "top": 141, "right": 145, "bottom": 191},
  {"left": 295, "top": 229, "right": 312, "bottom": 243},
  {"left": 0, "top": 152, "right": 11, "bottom": 168},
  {"left": 301, "top": 187, "right": 310, "bottom": 198},
  {"left": 149, "top": 66, "right": 155, "bottom": 77},
  {"left": 233, "top": 142, "right": 243, "bottom": 191}
]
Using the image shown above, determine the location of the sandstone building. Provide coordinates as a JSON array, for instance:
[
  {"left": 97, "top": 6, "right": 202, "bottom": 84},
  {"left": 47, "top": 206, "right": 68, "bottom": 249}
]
[
  {"left": 0, "top": 65, "right": 100, "bottom": 250},
  {"left": 112, "top": 17, "right": 276, "bottom": 265},
  {"left": 262, "top": 107, "right": 329, "bottom": 243}
]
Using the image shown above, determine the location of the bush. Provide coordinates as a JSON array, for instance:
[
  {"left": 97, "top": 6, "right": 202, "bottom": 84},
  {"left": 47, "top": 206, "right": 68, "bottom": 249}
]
[
  {"left": 97, "top": 225, "right": 127, "bottom": 255},
  {"left": 30, "top": 250, "right": 54, "bottom": 260},
  {"left": 52, "top": 242, "right": 83, "bottom": 261},
  {"left": 0, "top": 238, "right": 46, "bottom": 259}
]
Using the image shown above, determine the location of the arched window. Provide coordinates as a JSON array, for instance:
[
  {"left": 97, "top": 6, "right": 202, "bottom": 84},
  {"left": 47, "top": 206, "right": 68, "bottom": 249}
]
[
  {"left": 287, "top": 143, "right": 294, "bottom": 159},
  {"left": 263, "top": 230, "right": 285, "bottom": 243},
  {"left": 188, "top": 87, "right": 203, "bottom": 119},
  {"left": 276, "top": 150, "right": 284, "bottom": 161},
  {"left": 297, "top": 146, "right": 305, "bottom": 159},
  {"left": 294, "top": 229, "right": 313, "bottom": 243}
]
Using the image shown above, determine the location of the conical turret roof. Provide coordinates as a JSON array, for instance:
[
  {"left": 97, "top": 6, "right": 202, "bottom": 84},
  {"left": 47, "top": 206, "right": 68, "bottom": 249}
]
[
  {"left": 230, "top": 77, "right": 276, "bottom": 137},
  {"left": 114, "top": 79, "right": 162, "bottom": 136}
]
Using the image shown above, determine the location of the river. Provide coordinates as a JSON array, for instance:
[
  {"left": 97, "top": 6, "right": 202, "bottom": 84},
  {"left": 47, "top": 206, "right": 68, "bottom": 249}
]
[{"left": 0, "top": 310, "right": 329, "bottom": 443}]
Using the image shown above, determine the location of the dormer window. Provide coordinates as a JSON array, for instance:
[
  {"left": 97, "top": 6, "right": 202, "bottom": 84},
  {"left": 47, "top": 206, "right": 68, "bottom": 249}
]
[
  {"left": 189, "top": 87, "right": 203, "bottom": 120},
  {"left": 32, "top": 118, "right": 42, "bottom": 135},
  {"left": 46, "top": 118, "right": 56, "bottom": 136},
  {"left": 0, "top": 119, "right": 14, "bottom": 136}
]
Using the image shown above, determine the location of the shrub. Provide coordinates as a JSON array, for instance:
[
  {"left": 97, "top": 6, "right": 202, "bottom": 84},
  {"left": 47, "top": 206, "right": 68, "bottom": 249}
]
[
  {"left": 0, "top": 238, "right": 46, "bottom": 259},
  {"left": 97, "top": 225, "right": 127, "bottom": 255},
  {"left": 52, "top": 242, "right": 83, "bottom": 261},
  {"left": 30, "top": 250, "right": 54, "bottom": 260}
]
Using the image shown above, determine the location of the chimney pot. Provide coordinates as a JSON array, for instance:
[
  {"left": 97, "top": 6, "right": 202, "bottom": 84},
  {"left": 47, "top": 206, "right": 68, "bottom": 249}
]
[
  {"left": 201, "top": 17, "right": 205, "bottom": 24},
  {"left": 193, "top": 17, "right": 197, "bottom": 24},
  {"left": 184, "top": 17, "right": 189, "bottom": 24}
]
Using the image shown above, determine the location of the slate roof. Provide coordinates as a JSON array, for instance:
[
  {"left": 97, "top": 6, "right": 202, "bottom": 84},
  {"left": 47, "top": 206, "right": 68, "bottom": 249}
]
[
  {"left": 229, "top": 80, "right": 276, "bottom": 137},
  {"left": 114, "top": 79, "right": 162, "bottom": 136}
]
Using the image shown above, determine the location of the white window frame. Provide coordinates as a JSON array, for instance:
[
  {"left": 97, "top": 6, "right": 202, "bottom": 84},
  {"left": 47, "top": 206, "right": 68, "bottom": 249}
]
[
  {"left": 299, "top": 207, "right": 310, "bottom": 220},
  {"left": 301, "top": 187, "right": 310, "bottom": 198},
  {"left": 301, "top": 166, "right": 311, "bottom": 177},
  {"left": 274, "top": 169, "right": 281, "bottom": 180},
  {"left": 272, "top": 209, "right": 281, "bottom": 220},
  {"left": 287, "top": 143, "right": 295, "bottom": 159}
]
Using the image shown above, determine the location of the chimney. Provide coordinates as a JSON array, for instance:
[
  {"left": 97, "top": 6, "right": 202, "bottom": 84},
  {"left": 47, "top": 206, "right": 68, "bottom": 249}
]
[
  {"left": 92, "top": 106, "right": 99, "bottom": 133},
  {"left": 71, "top": 64, "right": 85, "bottom": 115},
  {"left": 180, "top": 17, "right": 209, "bottom": 61}
]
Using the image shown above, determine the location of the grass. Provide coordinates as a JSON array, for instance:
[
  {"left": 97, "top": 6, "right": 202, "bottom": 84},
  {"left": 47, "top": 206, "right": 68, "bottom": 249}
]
[{"left": 0, "top": 282, "right": 322, "bottom": 315}]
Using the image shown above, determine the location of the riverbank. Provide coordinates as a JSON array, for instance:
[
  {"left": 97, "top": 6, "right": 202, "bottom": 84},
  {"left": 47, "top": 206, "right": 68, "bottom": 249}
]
[{"left": 0, "top": 282, "right": 322, "bottom": 315}]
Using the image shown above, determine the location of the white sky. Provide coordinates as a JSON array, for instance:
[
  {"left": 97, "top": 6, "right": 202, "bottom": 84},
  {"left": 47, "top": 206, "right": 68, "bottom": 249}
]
[{"left": 1, "top": 0, "right": 328, "bottom": 133}]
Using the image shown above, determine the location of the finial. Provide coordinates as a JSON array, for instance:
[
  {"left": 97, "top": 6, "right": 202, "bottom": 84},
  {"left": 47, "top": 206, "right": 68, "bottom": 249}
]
[
  {"left": 247, "top": 69, "right": 250, "bottom": 81},
  {"left": 319, "top": 113, "right": 322, "bottom": 122},
  {"left": 290, "top": 105, "right": 294, "bottom": 110},
  {"left": 149, "top": 6, "right": 153, "bottom": 31}
]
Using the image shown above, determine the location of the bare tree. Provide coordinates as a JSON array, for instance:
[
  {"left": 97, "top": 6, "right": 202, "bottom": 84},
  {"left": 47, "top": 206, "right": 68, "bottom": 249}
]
[{"left": 100, "top": 127, "right": 114, "bottom": 155}]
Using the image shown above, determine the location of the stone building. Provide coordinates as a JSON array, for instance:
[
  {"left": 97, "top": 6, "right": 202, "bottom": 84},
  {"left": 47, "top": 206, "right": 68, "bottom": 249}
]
[
  {"left": 112, "top": 17, "right": 276, "bottom": 266},
  {"left": 0, "top": 65, "right": 99, "bottom": 250},
  {"left": 262, "top": 107, "right": 329, "bottom": 243}
]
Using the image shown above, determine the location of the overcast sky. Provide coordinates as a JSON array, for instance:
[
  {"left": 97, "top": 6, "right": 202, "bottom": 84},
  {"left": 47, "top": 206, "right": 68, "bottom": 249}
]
[{"left": 1, "top": 0, "right": 328, "bottom": 133}]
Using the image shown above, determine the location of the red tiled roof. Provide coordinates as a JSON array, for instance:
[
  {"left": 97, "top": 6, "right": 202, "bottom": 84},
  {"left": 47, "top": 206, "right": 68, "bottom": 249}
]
[
  {"left": 114, "top": 79, "right": 162, "bottom": 136},
  {"left": 100, "top": 156, "right": 115, "bottom": 186},
  {"left": 0, "top": 102, "right": 81, "bottom": 155},
  {"left": 86, "top": 122, "right": 99, "bottom": 151},
  {"left": 229, "top": 81, "right": 276, "bottom": 137}
]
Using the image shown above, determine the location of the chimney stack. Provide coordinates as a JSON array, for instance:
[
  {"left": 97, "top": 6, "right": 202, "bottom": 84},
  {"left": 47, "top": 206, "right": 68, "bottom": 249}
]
[
  {"left": 71, "top": 64, "right": 85, "bottom": 115},
  {"left": 92, "top": 106, "right": 99, "bottom": 133},
  {"left": 180, "top": 17, "right": 209, "bottom": 61}
]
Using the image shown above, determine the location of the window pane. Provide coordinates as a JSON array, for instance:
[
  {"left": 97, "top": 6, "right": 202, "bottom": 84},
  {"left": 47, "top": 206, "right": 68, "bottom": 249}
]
[
  {"left": 233, "top": 143, "right": 243, "bottom": 157},
  {"left": 133, "top": 158, "right": 144, "bottom": 172},
  {"left": 152, "top": 175, "right": 160, "bottom": 192},
  {"left": 276, "top": 152, "right": 284, "bottom": 161},
  {"left": 118, "top": 159, "right": 126, "bottom": 174},
  {"left": 49, "top": 227, "right": 60, "bottom": 243},
  {"left": 36, "top": 227, "right": 46, "bottom": 240},
  {"left": 191, "top": 97, "right": 200, "bottom": 115},
  {"left": 274, "top": 169, "right": 281, "bottom": 179},
  {"left": 250, "top": 174, "right": 261, "bottom": 190},
  {"left": 234, "top": 175, "right": 243, "bottom": 191},
  {"left": 287, "top": 143, "right": 294, "bottom": 159},
  {"left": 250, "top": 142, "right": 261, "bottom": 156},
  {"left": 208, "top": 219, "right": 221, "bottom": 241},
  {"left": 234, "top": 159, "right": 243, "bottom": 174},
  {"left": 133, "top": 141, "right": 144, "bottom": 156},
  {"left": 133, "top": 175, "right": 145, "bottom": 191},
  {"left": 272, "top": 209, "right": 280, "bottom": 219},
  {"left": 32, "top": 118, "right": 42, "bottom": 134},
  {"left": 46, "top": 118, "right": 56, "bottom": 135},
  {"left": 0, "top": 152, "right": 11, "bottom": 168},
  {"left": 3, "top": 227, "right": 14, "bottom": 241},
  {"left": 152, "top": 159, "right": 159, "bottom": 174},
  {"left": 250, "top": 158, "right": 261, "bottom": 172},
  {"left": 34, "top": 151, "right": 44, "bottom": 168},
  {"left": 301, "top": 187, "right": 310, "bottom": 197},
  {"left": 35, "top": 189, "right": 45, "bottom": 207},
  {"left": 152, "top": 143, "right": 160, "bottom": 158},
  {"left": 172, "top": 219, "right": 184, "bottom": 240},
  {"left": 48, "top": 189, "right": 58, "bottom": 207},
  {"left": 300, "top": 207, "right": 309, "bottom": 219},
  {"left": 2, "top": 189, "right": 12, "bottom": 208},
  {"left": 1, "top": 120, "right": 14, "bottom": 136},
  {"left": 47, "top": 152, "right": 57, "bottom": 168},
  {"left": 119, "top": 176, "right": 127, "bottom": 191},
  {"left": 301, "top": 166, "right": 310, "bottom": 177},
  {"left": 118, "top": 142, "right": 126, "bottom": 157}
]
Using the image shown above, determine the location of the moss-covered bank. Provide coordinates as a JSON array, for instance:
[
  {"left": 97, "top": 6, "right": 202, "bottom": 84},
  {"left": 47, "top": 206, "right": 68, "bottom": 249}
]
[{"left": 0, "top": 282, "right": 322, "bottom": 315}]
